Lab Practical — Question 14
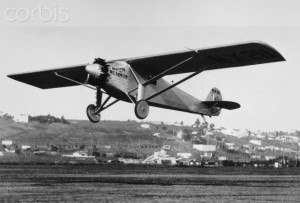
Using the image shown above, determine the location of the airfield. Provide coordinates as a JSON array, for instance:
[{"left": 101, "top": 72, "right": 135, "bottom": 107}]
[
  {"left": 0, "top": 164, "right": 300, "bottom": 202},
  {"left": 1, "top": 115, "right": 300, "bottom": 202}
]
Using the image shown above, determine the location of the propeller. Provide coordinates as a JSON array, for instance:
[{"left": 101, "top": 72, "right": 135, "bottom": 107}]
[{"left": 93, "top": 58, "right": 109, "bottom": 74}]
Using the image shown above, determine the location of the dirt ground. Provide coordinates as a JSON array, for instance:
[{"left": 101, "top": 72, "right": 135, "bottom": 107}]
[{"left": 0, "top": 165, "right": 300, "bottom": 202}]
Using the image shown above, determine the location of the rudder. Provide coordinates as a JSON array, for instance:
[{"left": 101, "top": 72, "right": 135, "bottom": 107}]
[{"left": 206, "top": 87, "right": 222, "bottom": 102}]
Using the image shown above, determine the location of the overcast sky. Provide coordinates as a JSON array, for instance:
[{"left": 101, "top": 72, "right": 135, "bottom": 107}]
[{"left": 0, "top": 0, "right": 299, "bottom": 132}]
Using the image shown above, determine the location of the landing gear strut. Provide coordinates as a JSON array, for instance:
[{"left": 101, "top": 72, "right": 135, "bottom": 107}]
[
  {"left": 133, "top": 84, "right": 149, "bottom": 119},
  {"left": 86, "top": 87, "right": 102, "bottom": 123}
]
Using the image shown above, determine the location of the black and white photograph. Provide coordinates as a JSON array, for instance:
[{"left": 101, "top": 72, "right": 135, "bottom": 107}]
[{"left": 0, "top": 0, "right": 300, "bottom": 202}]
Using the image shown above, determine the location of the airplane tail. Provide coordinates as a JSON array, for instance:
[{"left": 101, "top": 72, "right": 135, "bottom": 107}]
[
  {"left": 205, "top": 87, "right": 222, "bottom": 102},
  {"left": 202, "top": 87, "right": 240, "bottom": 116}
]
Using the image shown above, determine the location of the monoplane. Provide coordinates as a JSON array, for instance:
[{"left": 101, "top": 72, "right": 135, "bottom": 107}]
[{"left": 8, "top": 41, "right": 285, "bottom": 123}]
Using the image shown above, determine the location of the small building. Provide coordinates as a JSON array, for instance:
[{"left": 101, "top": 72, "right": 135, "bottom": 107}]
[
  {"left": 62, "top": 151, "right": 95, "bottom": 158},
  {"left": 13, "top": 114, "right": 29, "bottom": 123},
  {"left": 2, "top": 140, "right": 12, "bottom": 146},
  {"left": 244, "top": 149, "right": 251, "bottom": 154},
  {"left": 225, "top": 143, "right": 235, "bottom": 147},
  {"left": 255, "top": 134, "right": 265, "bottom": 139},
  {"left": 162, "top": 145, "right": 171, "bottom": 150},
  {"left": 193, "top": 144, "right": 216, "bottom": 152},
  {"left": 140, "top": 124, "right": 150, "bottom": 129},
  {"left": 254, "top": 146, "right": 265, "bottom": 151},
  {"left": 104, "top": 145, "right": 111, "bottom": 149},
  {"left": 153, "top": 133, "right": 160, "bottom": 137},
  {"left": 251, "top": 155, "right": 261, "bottom": 160},
  {"left": 250, "top": 140, "right": 262, "bottom": 146},
  {"left": 118, "top": 158, "right": 141, "bottom": 164},
  {"left": 243, "top": 144, "right": 251, "bottom": 149},
  {"left": 21, "top": 145, "right": 31, "bottom": 150},
  {"left": 188, "top": 159, "right": 201, "bottom": 166},
  {"left": 200, "top": 152, "right": 213, "bottom": 159},
  {"left": 265, "top": 146, "right": 275, "bottom": 150},
  {"left": 142, "top": 150, "right": 176, "bottom": 165},
  {"left": 264, "top": 156, "right": 276, "bottom": 161},
  {"left": 177, "top": 153, "right": 192, "bottom": 159},
  {"left": 218, "top": 156, "right": 227, "bottom": 161}
]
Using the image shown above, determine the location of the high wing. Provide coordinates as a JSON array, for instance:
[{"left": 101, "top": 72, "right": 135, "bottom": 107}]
[
  {"left": 7, "top": 41, "right": 285, "bottom": 90},
  {"left": 124, "top": 41, "right": 285, "bottom": 75},
  {"left": 8, "top": 64, "right": 88, "bottom": 89}
]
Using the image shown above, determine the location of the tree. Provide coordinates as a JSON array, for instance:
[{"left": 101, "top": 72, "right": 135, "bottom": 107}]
[
  {"left": 3, "top": 113, "right": 14, "bottom": 120},
  {"left": 194, "top": 118, "right": 201, "bottom": 128},
  {"left": 209, "top": 123, "right": 215, "bottom": 131},
  {"left": 162, "top": 125, "right": 168, "bottom": 132},
  {"left": 181, "top": 129, "right": 191, "bottom": 141},
  {"left": 51, "top": 145, "right": 59, "bottom": 151}
]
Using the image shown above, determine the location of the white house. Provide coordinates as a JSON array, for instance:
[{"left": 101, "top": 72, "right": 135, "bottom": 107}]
[
  {"left": 250, "top": 140, "right": 262, "bottom": 146},
  {"left": 255, "top": 134, "right": 265, "bottom": 139},
  {"left": 193, "top": 144, "right": 216, "bottom": 152},
  {"left": 225, "top": 143, "right": 235, "bottom": 147},
  {"left": 62, "top": 151, "right": 95, "bottom": 158},
  {"left": 21, "top": 145, "right": 31, "bottom": 150},
  {"left": 140, "top": 124, "right": 150, "bottom": 129},
  {"left": 177, "top": 152, "right": 192, "bottom": 159},
  {"left": 153, "top": 133, "right": 160, "bottom": 137},
  {"left": 221, "top": 129, "right": 248, "bottom": 138},
  {"left": 264, "top": 156, "right": 276, "bottom": 160},
  {"left": 251, "top": 155, "right": 261, "bottom": 159},
  {"left": 218, "top": 156, "right": 227, "bottom": 161},
  {"left": 265, "top": 146, "right": 275, "bottom": 150},
  {"left": 142, "top": 150, "right": 176, "bottom": 165},
  {"left": 2, "top": 140, "right": 12, "bottom": 146},
  {"left": 200, "top": 152, "right": 213, "bottom": 159},
  {"left": 243, "top": 144, "right": 251, "bottom": 149},
  {"left": 13, "top": 114, "right": 29, "bottom": 123},
  {"left": 162, "top": 145, "right": 171, "bottom": 150}
]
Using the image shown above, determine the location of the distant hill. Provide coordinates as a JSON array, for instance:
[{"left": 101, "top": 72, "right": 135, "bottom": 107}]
[{"left": 0, "top": 116, "right": 198, "bottom": 158}]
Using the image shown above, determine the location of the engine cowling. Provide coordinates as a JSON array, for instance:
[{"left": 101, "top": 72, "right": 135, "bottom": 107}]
[
  {"left": 85, "top": 64, "right": 102, "bottom": 78},
  {"left": 85, "top": 62, "right": 109, "bottom": 87}
]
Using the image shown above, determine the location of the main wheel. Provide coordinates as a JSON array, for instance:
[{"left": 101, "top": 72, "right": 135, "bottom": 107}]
[
  {"left": 86, "top": 104, "right": 101, "bottom": 123},
  {"left": 134, "top": 100, "right": 149, "bottom": 119}
]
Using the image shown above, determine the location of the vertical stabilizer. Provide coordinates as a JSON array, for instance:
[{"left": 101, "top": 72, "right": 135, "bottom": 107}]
[
  {"left": 205, "top": 87, "right": 222, "bottom": 116},
  {"left": 206, "top": 87, "right": 222, "bottom": 101}
]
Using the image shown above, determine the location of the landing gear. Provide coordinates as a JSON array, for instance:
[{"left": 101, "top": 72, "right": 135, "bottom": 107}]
[
  {"left": 86, "top": 87, "right": 102, "bottom": 123},
  {"left": 86, "top": 87, "right": 119, "bottom": 123},
  {"left": 86, "top": 104, "right": 101, "bottom": 123},
  {"left": 134, "top": 100, "right": 149, "bottom": 119}
]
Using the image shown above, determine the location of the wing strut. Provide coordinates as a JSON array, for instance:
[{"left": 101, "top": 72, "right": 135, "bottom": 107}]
[
  {"left": 54, "top": 72, "right": 96, "bottom": 90},
  {"left": 142, "top": 56, "right": 194, "bottom": 86},
  {"left": 145, "top": 66, "right": 207, "bottom": 101},
  {"left": 127, "top": 54, "right": 204, "bottom": 103},
  {"left": 54, "top": 72, "right": 107, "bottom": 95}
]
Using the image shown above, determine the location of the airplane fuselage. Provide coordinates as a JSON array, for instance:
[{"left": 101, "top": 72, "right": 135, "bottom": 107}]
[{"left": 100, "top": 61, "right": 211, "bottom": 116}]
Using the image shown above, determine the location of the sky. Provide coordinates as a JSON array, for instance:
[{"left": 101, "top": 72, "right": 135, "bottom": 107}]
[{"left": 0, "top": 0, "right": 300, "bottom": 132}]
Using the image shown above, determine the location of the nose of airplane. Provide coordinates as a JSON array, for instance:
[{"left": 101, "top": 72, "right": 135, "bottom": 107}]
[{"left": 85, "top": 64, "right": 102, "bottom": 78}]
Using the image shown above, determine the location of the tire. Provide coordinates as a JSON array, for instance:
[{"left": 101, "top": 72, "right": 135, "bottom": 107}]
[
  {"left": 134, "top": 100, "right": 149, "bottom": 119},
  {"left": 86, "top": 104, "right": 101, "bottom": 123}
]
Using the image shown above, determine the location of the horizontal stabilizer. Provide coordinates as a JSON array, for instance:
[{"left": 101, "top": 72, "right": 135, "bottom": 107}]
[{"left": 202, "top": 101, "right": 240, "bottom": 110}]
